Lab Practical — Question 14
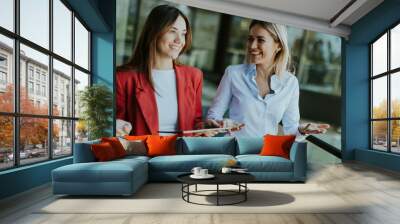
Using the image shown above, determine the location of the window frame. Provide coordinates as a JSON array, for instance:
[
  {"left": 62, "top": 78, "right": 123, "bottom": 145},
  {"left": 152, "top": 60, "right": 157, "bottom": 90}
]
[
  {"left": 370, "top": 20, "right": 400, "bottom": 154},
  {"left": 0, "top": 0, "right": 92, "bottom": 171}
]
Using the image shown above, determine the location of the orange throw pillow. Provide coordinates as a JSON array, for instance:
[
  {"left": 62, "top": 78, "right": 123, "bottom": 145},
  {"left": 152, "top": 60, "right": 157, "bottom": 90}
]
[
  {"left": 101, "top": 137, "right": 126, "bottom": 158},
  {"left": 146, "top": 135, "right": 177, "bottom": 157},
  {"left": 124, "top": 135, "right": 149, "bottom": 141},
  {"left": 259, "top": 135, "right": 296, "bottom": 159},
  {"left": 91, "top": 142, "right": 117, "bottom": 161}
]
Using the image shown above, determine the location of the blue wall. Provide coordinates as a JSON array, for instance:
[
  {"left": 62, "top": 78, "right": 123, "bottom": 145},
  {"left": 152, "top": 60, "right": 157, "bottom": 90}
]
[
  {"left": 0, "top": 0, "right": 116, "bottom": 200},
  {"left": 344, "top": 0, "right": 400, "bottom": 171},
  {"left": 91, "top": 0, "right": 116, "bottom": 136},
  {"left": 0, "top": 158, "right": 72, "bottom": 199}
]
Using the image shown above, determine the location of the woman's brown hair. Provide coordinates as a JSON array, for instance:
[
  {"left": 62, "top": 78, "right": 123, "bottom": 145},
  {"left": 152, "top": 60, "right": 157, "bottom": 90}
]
[{"left": 118, "top": 5, "right": 192, "bottom": 87}]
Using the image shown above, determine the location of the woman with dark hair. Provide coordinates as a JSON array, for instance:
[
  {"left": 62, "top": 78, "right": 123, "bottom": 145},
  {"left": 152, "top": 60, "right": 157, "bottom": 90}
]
[{"left": 117, "top": 5, "right": 208, "bottom": 136}]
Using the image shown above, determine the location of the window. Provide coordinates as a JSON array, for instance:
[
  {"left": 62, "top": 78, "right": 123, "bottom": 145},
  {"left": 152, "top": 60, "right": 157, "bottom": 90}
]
[
  {"left": 35, "top": 70, "right": 40, "bottom": 81},
  {"left": 28, "top": 67, "right": 34, "bottom": 80},
  {"left": 28, "top": 81, "right": 34, "bottom": 94},
  {"left": 0, "top": 71, "right": 6, "bottom": 85},
  {"left": 42, "top": 85, "right": 46, "bottom": 97},
  {"left": 0, "top": 54, "right": 7, "bottom": 87},
  {"left": 0, "top": 0, "right": 14, "bottom": 32},
  {"left": 36, "top": 83, "right": 40, "bottom": 95},
  {"left": 0, "top": 0, "right": 91, "bottom": 170},
  {"left": 0, "top": 55, "right": 7, "bottom": 67},
  {"left": 371, "top": 23, "right": 400, "bottom": 153}
]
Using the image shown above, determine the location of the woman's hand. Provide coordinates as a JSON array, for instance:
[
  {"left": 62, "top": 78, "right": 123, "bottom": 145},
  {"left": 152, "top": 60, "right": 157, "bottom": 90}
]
[
  {"left": 193, "top": 130, "right": 221, "bottom": 137},
  {"left": 205, "top": 119, "right": 245, "bottom": 134},
  {"left": 205, "top": 119, "right": 223, "bottom": 128},
  {"left": 299, "top": 123, "right": 330, "bottom": 135}
]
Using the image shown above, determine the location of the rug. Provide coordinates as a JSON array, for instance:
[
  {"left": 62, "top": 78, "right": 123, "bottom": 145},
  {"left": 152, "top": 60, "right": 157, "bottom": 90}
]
[{"left": 37, "top": 183, "right": 362, "bottom": 214}]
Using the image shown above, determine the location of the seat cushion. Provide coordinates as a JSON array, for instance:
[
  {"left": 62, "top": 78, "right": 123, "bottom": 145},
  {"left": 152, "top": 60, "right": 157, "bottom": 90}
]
[
  {"left": 52, "top": 158, "right": 147, "bottom": 183},
  {"left": 148, "top": 154, "right": 235, "bottom": 172},
  {"left": 236, "top": 155, "right": 293, "bottom": 172}
]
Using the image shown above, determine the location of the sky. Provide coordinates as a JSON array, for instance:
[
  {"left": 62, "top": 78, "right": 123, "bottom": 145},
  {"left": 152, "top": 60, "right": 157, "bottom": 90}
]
[
  {"left": 372, "top": 31, "right": 400, "bottom": 107},
  {"left": 0, "top": 0, "right": 89, "bottom": 73}
]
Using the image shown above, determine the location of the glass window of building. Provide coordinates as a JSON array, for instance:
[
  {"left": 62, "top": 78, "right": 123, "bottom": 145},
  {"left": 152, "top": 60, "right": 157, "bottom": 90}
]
[
  {"left": 53, "top": 0, "right": 72, "bottom": 60},
  {"left": 0, "top": 0, "right": 91, "bottom": 170},
  {"left": 0, "top": 0, "right": 14, "bottom": 32},
  {"left": 20, "top": 0, "right": 49, "bottom": 49},
  {"left": 28, "top": 81, "right": 34, "bottom": 94},
  {"left": 371, "top": 22, "right": 400, "bottom": 153},
  {"left": 0, "top": 34, "right": 14, "bottom": 113},
  {"left": 74, "top": 18, "right": 89, "bottom": 70},
  {"left": 21, "top": 44, "right": 49, "bottom": 116}
]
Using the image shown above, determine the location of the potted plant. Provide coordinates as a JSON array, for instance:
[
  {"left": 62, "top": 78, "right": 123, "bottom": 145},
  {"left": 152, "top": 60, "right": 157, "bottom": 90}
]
[{"left": 79, "top": 84, "right": 113, "bottom": 140}]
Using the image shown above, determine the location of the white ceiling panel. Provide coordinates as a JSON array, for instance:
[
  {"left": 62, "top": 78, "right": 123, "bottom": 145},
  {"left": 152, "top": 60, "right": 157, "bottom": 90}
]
[{"left": 168, "top": 0, "right": 384, "bottom": 38}]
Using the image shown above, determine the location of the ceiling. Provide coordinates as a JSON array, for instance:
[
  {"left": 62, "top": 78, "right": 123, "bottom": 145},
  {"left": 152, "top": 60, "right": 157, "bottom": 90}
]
[{"left": 168, "top": 0, "right": 384, "bottom": 38}]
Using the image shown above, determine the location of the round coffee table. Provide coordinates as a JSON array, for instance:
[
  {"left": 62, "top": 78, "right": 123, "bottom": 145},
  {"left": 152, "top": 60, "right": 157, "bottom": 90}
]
[{"left": 177, "top": 173, "right": 255, "bottom": 206}]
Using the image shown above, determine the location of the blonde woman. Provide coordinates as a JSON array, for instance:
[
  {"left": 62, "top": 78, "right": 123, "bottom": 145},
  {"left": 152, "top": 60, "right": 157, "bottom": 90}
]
[{"left": 206, "top": 20, "right": 329, "bottom": 137}]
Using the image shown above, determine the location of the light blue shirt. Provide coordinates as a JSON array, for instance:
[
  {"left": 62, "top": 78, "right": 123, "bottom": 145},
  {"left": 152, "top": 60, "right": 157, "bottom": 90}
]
[
  {"left": 152, "top": 69, "right": 178, "bottom": 135},
  {"left": 207, "top": 64, "right": 300, "bottom": 137}
]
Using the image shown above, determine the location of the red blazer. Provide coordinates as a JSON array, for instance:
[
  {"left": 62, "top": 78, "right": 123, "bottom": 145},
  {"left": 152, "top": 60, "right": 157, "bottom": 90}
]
[{"left": 116, "top": 64, "right": 203, "bottom": 135}]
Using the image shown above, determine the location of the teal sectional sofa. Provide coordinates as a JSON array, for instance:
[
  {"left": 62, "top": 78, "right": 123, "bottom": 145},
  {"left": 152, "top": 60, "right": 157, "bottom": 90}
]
[{"left": 52, "top": 137, "right": 307, "bottom": 196}]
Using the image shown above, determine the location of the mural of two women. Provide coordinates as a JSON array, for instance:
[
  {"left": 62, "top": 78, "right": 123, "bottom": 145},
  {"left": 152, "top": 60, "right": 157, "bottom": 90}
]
[{"left": 116, "top": 5, "right": 329, "bottom": 138}]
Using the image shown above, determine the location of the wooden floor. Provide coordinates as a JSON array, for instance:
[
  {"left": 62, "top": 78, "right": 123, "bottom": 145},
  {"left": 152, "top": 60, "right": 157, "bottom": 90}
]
[{"left": 1, "top": 162, "right": 400, "bottom": 224}]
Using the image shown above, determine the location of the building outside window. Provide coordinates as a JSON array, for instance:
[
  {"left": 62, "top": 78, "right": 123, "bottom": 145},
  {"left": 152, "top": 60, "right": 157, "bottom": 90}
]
[
  {"left": 371, "top": 23, "right": 400, "bottom": 153},
  {"left": 0, "top": 0, "right": 91, "bottom": 170}
]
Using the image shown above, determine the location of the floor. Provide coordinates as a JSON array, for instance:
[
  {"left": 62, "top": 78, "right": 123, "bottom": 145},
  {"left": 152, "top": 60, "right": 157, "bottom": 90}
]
[{"left": 1, "top": 162, "right": 400, "bottom": 224}]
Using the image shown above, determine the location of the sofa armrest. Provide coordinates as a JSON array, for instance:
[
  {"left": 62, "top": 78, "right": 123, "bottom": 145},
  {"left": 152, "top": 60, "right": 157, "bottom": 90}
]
[
  {"left": 73, "top": 140, "right": 100, "bottom": 163},
  {"left": 289, "top": 142, "right": 307, "bottom": 181}
]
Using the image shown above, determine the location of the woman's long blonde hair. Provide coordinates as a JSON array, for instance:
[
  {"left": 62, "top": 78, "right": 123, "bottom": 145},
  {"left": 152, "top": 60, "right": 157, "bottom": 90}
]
[{"left": 248, "top": 20, "right": 291, "bottom": 76}]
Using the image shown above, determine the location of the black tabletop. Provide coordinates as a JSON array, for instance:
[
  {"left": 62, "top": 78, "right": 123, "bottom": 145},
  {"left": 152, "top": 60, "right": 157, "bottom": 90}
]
[{"left": 177, "top": 172, "right": 255, "bottom": 185}]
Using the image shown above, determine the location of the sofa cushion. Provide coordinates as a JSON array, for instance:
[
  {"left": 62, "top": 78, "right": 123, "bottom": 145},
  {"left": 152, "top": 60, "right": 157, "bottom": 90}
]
[
  {"left": 74, "top": 140, "right": 100, "bottom": 163},
  {"left": 91, "top": 142, "right": 118, "bottom": 161},
  {"left": 124, "top": 135, "right": 149, "bottom": 141},
  {"left": 115, "top": 155, "right": 150, "bottom": 163},
  {"left": 260, "top": 135, "right": 296, "bottom": 159},
  {"left": 119, "top": 138, "right": 147, "bottom": 156},
  {"left": 101, "top": 137, "right": 127, "bottom": 158},
  {"left": 52, "top": 158, "right": 147, "bottom": 183},
  {"left": 236, "top": 155, "right": 293, "bottom": 172},
  {"left": 146, "top": 135, "right": 177, "bottom": 156},
  {"left": 148, "top": 154, "right": 235, "bottom": 172},
  {"left": 178, "top": 137, "right": 235, "bottom": 155},
  {"left": 235, "top": 137, "right": 263, "bottom": 155}
]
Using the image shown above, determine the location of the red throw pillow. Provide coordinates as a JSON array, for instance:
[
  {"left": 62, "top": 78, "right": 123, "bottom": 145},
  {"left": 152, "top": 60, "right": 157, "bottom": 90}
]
[
  {"left": 101, "top": 137, "right": 126, "bottom": 158},
  {"left": 146, "top": 135, "right": 177, "bottom": 157},
  {"left": 91, "top": 142, "right": 117, "bottom": 161},
  {"left": 259, "top": 135, "right": 296, "bottom": 159}
]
